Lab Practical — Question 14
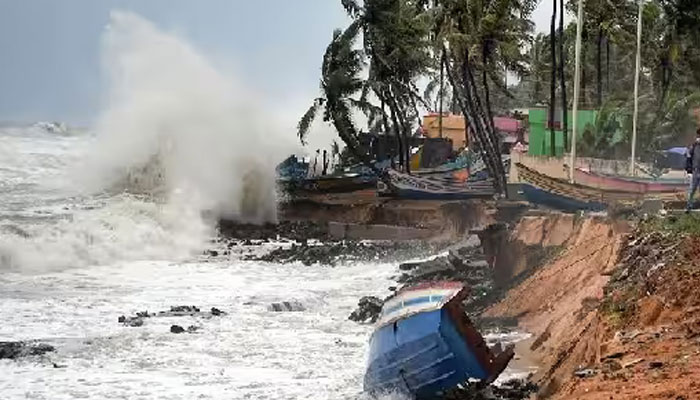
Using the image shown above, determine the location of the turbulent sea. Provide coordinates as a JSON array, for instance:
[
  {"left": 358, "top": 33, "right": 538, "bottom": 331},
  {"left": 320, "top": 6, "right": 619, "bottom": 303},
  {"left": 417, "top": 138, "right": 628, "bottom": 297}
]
[
  {"left": 0, "top": 12, "right": 531, "bottom": 399},
  {"left": 0, "top": 125, "right": 403, "bottom": 399}
]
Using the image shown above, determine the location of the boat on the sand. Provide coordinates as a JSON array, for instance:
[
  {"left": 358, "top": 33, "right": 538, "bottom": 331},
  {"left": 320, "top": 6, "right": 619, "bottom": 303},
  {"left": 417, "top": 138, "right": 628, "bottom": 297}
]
[
  {"left": 515, "top": 163, "right": 684, "bottom": 212},
  {"left": 278, "top": 173, "right": 377, "bottom": 194},
  {"left": 377, "top": 168, "right": 495, "bottom": 200},
  {"left": 572, "top": 168, "right": 686, "bottom": 193},
  {"left": 364, "top": 282, "right": 514, "bottom": 399}
]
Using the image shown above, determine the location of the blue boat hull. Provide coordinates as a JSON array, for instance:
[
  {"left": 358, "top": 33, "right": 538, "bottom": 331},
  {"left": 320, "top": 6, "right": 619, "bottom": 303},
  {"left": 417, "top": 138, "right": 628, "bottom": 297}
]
[
  {"left": 520, "top": 183, "right": 607, "bottom": 212},
  {"left": 364, "top": 308, "right": 504, "bottom": 399},
  {"left": 389, "top": 187, "right": 494, "bottom": 200}
]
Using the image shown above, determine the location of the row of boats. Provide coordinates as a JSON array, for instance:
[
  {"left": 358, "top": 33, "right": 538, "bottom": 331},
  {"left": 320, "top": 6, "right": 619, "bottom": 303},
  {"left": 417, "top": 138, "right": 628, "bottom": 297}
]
[
  {"left": 515, "top": 163, "right": 686, "bottom": 212},
  {"left": 278, "top": 153, "right": 506, "bottom": 201},
  {"left": 279, "top": 154, "right": 686, "bottom": 210}
]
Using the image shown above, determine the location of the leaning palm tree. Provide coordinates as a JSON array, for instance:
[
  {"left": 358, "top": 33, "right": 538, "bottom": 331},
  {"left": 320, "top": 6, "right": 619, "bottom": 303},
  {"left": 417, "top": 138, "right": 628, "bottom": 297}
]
[{"left": 297, "top": 22, "right": 374, "bottom": 168}]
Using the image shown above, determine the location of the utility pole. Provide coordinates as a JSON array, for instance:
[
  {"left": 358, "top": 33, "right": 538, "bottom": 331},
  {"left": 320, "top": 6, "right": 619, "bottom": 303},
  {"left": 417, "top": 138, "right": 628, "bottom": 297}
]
[
  {"left": 569, "top": 0, "right": 584, "bottom": 183},
  {"left": 630, "top": 0, "right": 644, "bottom": 176}
]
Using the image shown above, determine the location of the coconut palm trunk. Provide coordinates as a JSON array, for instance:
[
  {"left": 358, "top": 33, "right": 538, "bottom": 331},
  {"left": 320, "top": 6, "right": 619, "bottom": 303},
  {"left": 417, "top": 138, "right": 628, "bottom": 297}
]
[
  {"left": 549, "top": 0, "right": 558, "bottom": 156},
  {"left": 559, "top": 0, "right": 568, "bottom": 149}
]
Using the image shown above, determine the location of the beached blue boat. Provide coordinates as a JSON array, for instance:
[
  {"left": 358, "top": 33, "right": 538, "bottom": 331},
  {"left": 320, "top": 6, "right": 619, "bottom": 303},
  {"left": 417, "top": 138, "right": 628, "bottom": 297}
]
[
  {"left": 364, "top": 282, "right": 513, "bottom": 399},
  {"left": 377, "top": 169, "right": 495, "bottom": 200},
  {"left": 519, "top": 183, "right": 607, "bottom": 212}
]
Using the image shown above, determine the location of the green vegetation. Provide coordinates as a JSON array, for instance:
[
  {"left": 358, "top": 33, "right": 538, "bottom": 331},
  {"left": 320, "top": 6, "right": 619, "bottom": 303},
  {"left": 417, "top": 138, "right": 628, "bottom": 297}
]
[
  {"left": 515, "top": 0, "right": 700, "bottom": 158},
  {"left": 300, "top": 1, "right": 700, "bottom": 177},
  {"left": 640, "top": 213, "right": 700, "bottom": 236}
]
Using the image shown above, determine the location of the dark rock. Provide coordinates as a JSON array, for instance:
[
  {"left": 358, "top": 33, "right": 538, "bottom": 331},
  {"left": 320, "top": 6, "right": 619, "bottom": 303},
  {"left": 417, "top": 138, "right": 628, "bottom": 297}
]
[
  {"left": 186, "top": 325, "right": 200, "bottom": 333},
  {"left": 125, "top": 317, "right": 144, "bottom": 327},
  {"left": 210, "top": 307, "right": 225, "bottom": 316},
  {"left": 268, "top": 301, "right": 306, "bottom": 312},
  {"left": 52, "top": 362, "right": 66, "bottom": 368},
  {"left": 170, "top": 305, "right": 200, "bottom": 313},
  {"left": 170, "top": 325, "right": 185, "bottom": 334},
  {"left": 119, "top": 315, "right": 144, "bottom": 327},
  {"left": 649, "top": 361, "right": 664, "bottom": 369},
  {"left": 249, "top": 240, "right": 442, "bottom": 267},
  {"left": 601, "top": 351, "right": 626, "bottom": 361},
  {"left": 0, "top": 341, "right": 55, "bottom": 360},
  {"left": 348, "top": 296, "right": 384, "bottom": 324},
  {"left": 205, "top": 250, "right": 219, "bottom": 257},
  {"left": 442, "top": 378, "right": 537, "bottom": 399},
  {"left": 399, "top": 262, "right": 421, "bottom": 271}
]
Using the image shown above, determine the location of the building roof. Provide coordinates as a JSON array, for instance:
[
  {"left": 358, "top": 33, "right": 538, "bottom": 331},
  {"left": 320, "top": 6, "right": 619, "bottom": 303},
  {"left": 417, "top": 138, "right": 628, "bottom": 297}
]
[
  {"left": 423, "top": 114, "right": 465, "bottom": 131},
  {"left": 493, "top": 117, "right": 522, "bottom": 133}
]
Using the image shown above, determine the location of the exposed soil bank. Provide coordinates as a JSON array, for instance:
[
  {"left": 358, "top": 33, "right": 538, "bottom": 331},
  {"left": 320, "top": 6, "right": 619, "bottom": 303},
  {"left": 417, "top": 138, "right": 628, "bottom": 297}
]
[
  {"left": 486, "top": 213, "right": 700, "bottom": 399},
  {"left": 279, "top": 194, "right": 529, "bottom": 239}
]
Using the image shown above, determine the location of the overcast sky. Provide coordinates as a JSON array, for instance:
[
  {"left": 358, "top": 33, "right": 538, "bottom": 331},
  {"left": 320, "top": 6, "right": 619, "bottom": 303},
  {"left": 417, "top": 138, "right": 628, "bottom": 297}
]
[{"left": 0, "top": 1, "right": 562, "bottom": 125}]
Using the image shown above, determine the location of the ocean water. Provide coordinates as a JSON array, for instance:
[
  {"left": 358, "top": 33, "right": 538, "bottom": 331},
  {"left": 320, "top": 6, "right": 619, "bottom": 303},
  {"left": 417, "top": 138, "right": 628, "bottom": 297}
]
[
  {"left": 0, "top": 125, "right": 400, "bottom": 400},
  {"left": 0, "top": 127, "right": 532, "bottom": 400}
]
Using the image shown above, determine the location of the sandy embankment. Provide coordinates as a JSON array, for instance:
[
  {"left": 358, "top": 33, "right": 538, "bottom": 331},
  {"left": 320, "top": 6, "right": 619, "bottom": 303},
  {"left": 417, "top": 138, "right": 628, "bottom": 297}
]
[{"left": 487, "top": 213, "right": 700, "bottom": 399}]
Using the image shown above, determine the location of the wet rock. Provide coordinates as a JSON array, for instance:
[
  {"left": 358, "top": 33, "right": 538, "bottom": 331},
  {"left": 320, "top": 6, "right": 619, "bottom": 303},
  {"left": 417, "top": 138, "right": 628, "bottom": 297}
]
[
  {"left": 169, "top": 305, "right": 200, "bottom": 313},
  {"left": 0, "top": 341, "right": 55, "bottom": 360},
  {"left": 348, "top": 296, "right": 384, "bottom": 324},
  {"left": 268, "top": 301, "right": 306, "bottom": 312},
  {"left": 118, "top": 315, "right": 144, "bottom": 327},
  {"left": 250, "top": 240, "right": 441, "bottom": 267},
  {"left": 170, "top": 325, "right": 185, "bottom": 334},
  {"left": 442, "top": 379, "right": 538, "bottom": 399},
  {"left": 210, "top": 307, "right": 225, "bottom": 316},
  {"left": 218, "top": 220, "right": 329, "bottom": 242}
]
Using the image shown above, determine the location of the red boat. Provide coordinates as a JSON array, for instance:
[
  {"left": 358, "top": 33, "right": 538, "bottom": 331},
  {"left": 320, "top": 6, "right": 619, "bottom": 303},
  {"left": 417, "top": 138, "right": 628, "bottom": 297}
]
[{"left": 573, "top": 168, "right": 686, "bottom": 194}]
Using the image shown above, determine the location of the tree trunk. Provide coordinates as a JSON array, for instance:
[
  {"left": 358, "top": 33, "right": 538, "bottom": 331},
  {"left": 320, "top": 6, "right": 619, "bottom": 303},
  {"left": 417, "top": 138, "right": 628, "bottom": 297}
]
[
  {"left": 391, "top": 91, "right": 412, "bottom": 174},
  {"left": 439, "top": 51, "right": 445, "bottom": 138},
  {"left": 322, "top": 150, "right": 328, "bottom": 175},
  {"left": 481, "top": 42, "right": 497, "bottom": 137},
  {"left": 453, "top": 48, "right": 505, "bottom": 195},
  {"left": 596, "top": 28, "right": 603, "bottom": 107},
  {"left": 606, "top": 37, "right": 610, "bottom": 93},
  {"left": 559, "top": 0, "right": 568, "bottom": 150},
  {"left": 388, "top": 104, "right": 404, "bottom": 171},
  {"left": 444, "top": 49, "right": 495, "bottom": 182},
  {"left": 549, "top": 0, "right": 557, "bottom": 156},
  {"left": 465, "top": 52, "right": 507, "bottom": 193},
  {"left": 381, "top": 99, "right": 395, "bottom": 169}
]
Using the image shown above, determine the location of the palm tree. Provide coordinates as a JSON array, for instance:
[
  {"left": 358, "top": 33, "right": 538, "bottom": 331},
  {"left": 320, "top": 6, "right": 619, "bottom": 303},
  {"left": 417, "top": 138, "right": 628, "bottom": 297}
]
[
  {"left": 549, "top": 0, "right": 557, "bottom": 155},
  {"left": 559, "top": 0, "right": 568, "bottom": 149},
  {"left": 297, "top": 22, "right": 374, "bottom": 168}
]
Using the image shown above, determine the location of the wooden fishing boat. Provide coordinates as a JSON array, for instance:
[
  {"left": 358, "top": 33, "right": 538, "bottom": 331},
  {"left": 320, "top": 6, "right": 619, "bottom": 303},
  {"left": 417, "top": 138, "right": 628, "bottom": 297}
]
[
  {"left": 364, "top": 282, "right": 513, "bottom": 399},
  {"left": 278, "top": 173, "right": 377, "bottom": 194},
  {"left": 573, "top": 168, "right": 686, "bottom": 193},
  {"left": 378, "top": 169, "right": 495, "bottom": 200},
  {"left": 516, "top": 163, "right": 684, "bottom": 211}
]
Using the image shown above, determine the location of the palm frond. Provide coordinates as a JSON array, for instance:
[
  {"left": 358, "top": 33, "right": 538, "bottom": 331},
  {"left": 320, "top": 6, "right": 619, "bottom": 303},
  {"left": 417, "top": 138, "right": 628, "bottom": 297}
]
[{"left": 297, "top": 99, "right": 323, "bottom": 145}]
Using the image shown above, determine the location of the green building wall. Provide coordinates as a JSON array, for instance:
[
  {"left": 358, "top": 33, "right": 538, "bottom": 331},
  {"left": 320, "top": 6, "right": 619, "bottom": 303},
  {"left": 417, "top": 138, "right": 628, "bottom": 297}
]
[{"left": 528, "top": 109, "right": 597, "bottom": 157}]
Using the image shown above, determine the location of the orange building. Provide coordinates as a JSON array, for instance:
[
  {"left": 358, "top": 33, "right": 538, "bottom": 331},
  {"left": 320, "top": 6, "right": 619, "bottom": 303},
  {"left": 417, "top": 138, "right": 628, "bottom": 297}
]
[{"left": 422, "top": 113, "right": 468, "bottom": 151}]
